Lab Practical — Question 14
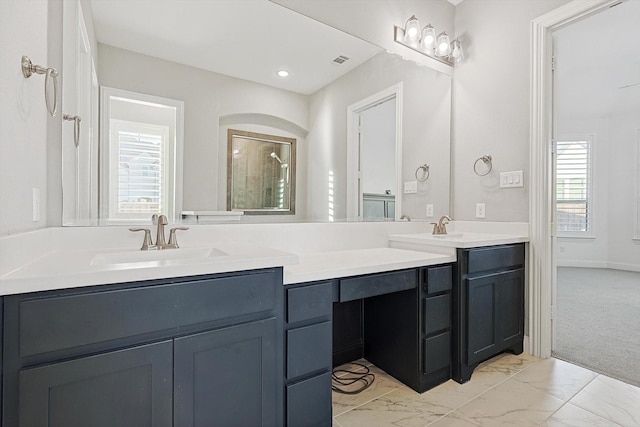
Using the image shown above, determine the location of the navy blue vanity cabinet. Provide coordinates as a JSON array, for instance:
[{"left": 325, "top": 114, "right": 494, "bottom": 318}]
[
  {"left": 283, "top": 280, "right": 334, "bottom": 427},
  {"left": 364, "top": 265, "right": 453, "bottom": 393},
  {"left": 453, "top": 244, "right": 525, "bottom": 383},
  {"left": 2, "top": 268, "right": 283, "bottom": 427}
]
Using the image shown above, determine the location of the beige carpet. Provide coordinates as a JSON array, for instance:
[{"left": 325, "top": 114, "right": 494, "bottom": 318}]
[{"left": 553, "top": 267, "right": 640, "bottom": 387}]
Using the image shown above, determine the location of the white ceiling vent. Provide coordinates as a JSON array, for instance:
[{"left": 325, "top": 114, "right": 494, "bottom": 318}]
[{"left": 332, "top": 55, "right": 350, "bottom": 65}]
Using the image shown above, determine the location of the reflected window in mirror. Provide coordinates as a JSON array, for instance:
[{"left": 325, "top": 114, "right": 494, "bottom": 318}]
[
  {"left": 100, "top": 87, "right": 184, "bottom": 223},
  {"left": 227, "top": 129, "right": 296, "bottom": 215}
]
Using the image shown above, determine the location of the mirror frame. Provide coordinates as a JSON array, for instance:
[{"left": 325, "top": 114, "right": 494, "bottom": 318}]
[{"left": 226, "top": 129, "right": 297, "bottom": 215}]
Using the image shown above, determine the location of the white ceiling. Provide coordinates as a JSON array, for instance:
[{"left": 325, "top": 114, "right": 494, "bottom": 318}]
[
  {"left": 554, "top": 0, "right": 640, "bottom": 119},
  {"left": 90, "top": 0, "right": 382, "bottom": 95}
]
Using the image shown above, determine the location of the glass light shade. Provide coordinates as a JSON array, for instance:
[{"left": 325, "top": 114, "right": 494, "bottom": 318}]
[
  {"left": 404, "top": 15, "right": 420, "bottom": 45},
  {"left": 451, "top": 39, "right": 464, "bottom": 62},
  {"left": 420, "top": 25, "right": 436, "bottom": 51},
  {"left": 435, "top": 32, "right": 451, "bottom": 57}
]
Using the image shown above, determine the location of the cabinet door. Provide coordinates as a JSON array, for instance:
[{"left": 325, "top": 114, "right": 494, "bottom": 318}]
[
  {"left": 466, "top": 274, "right": 500, "bottom": 365},
  {"left": 18, "top": 340, "right": 173, "bottom": 427},
  {"left": 498, "top": 268, "right": 525, "bottom": 347},
  {"left": 174, "top": 319, "right": 277, "bottom": 427}
]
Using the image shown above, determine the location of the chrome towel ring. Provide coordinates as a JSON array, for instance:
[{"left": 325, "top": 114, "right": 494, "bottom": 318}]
[
  {"left": 415, "top": 164, "right": 430, "bottom": 182},
  {"left": 473, "top": 155, "right": 493, "bottom": 176},
  {"left": 63, "top": 114, "right": 82, "bottom": 148},
  {"left": 21, "top": 56, "right": 58, "bottom": 117}
]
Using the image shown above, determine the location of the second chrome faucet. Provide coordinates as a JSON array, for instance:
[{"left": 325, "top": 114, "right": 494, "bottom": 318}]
[
  {"left": 431, "top": 215, "right": 452, "bottom": 235},
  {"left": 130, "top": 214, "right": 189, "bottom": 250}
]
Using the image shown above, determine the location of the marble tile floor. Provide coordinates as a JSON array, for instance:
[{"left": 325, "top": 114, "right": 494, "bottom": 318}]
[{"left": 332, "top": 353, "right": 640, "bottom": 426}]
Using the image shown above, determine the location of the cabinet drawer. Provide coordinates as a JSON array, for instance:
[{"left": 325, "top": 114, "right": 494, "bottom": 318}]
[
  {"left": 423, "top": 331, "right": 450, "bottom": 375},
  {"left": 287, "top": 282, "right": 333, "bottom": 324},
  {"left": 424, "top": 265, "right": 452, "bottom": 295},
  {"left": 466, "top": 244, "right": 525, "bottom": 274},
  {"left": 287, "top": 321, "right": 332, "bottom": 379},
  {"left": 423, "top": 294, "right": 450, "bottom": 335},
  {"left": 339, "top": 269, "right": 416, "bottom": 302},
  {"left": 286, "top": 372, "right": 332, "bottom": 427},
  {"left": 10, "top": 270, "right": 278, "bottom": 358}
]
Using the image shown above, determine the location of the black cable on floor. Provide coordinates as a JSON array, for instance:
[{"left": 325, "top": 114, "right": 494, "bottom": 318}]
[{"left": 331, "top": 362, "right": 375, "bottom": 394}]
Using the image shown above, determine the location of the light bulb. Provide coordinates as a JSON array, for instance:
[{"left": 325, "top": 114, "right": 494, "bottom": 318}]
[
  {"left": 404, "top": 15, "right": 420, "bottom": 45},
  {"left": 451, "top": 39, "right": 464, "bottom": 62},
  {"left": 420, "top": 25, "right": 436, "bottom": 52},
  {"left": 435, "top": 32, "right": 451, "bottom": 57},
  {"left": 277, "top": 70, "right": 289, "bottom": 77}
]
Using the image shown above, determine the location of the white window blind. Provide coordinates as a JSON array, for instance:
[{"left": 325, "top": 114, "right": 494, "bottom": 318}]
[
  {"left": 109, "top": 120, "right": 169, "bottom": 219},
  {"left": 556, "top": 139, "right": 592, "bottom": 234}
]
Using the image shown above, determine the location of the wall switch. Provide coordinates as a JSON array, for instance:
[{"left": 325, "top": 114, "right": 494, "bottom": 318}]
[
  {"left": 32, "top": 187, "right": 40, "bottom": 222},
  {"left": 426, "top": 204, "right": 434, "bottom": 217},
  {"left": 475, "top": 203, "right": 486, "bottom": 219},
  {"left": 404, "top": 181, "right": 418, "bottom": 194},
  {"left": 500, "top": 170, "right": 524, "bottom": 188}
]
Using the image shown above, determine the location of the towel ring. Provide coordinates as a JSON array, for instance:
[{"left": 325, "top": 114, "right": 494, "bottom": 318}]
[
  {"left": 63, "top": 114, "right": 82, "bottom": 147},
  {"left": 415, "top": 164, "right": 430, "bottom": 182},
  {"left": 473, "top": 155, "right": 493, "bottom": 176},
  {"left": 21, "top": 56, "right": 59, "bottom": 117}
]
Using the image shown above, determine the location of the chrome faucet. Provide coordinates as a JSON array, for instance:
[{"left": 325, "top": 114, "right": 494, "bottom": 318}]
[
  {"left": 155, "top": 214, "right": 168, "bottom": 248},
  {"left": 431, "top": 215, "right": 452, "bottom": 235},
  {"left": 130, "top": 214, "right": 189, "bottom": 250}
]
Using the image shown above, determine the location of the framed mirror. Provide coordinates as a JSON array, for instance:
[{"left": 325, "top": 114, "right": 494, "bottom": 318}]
[{"left": 227, "top": 129, "right": 296, "bottom": 214}]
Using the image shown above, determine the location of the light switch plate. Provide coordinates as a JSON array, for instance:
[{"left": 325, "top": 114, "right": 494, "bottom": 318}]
[
  {"left": 404, "top": 181, "right": 418, "bottom": 194},
  {"left": 500, "top": 170, "right": 524, "bottom": 188}
]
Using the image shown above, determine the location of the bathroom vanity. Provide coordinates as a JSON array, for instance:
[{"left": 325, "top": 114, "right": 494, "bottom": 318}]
[{"left": 0, "top": 223, "right": 528, "bottom": 427}]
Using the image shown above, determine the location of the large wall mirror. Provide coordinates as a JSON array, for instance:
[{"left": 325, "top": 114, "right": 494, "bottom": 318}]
[{"left": 61, "top": 0, "right": 451, "bottom": 226}]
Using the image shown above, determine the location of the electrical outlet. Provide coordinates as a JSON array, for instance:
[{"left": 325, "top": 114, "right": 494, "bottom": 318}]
[
  {"left": 426, "top": 204, "right": 434, "bottom": 217},
  {"left": 475, "top": 203, "right": 486, "bottom": 219},
  {"left": 32, "top": 187, "right": 40, "bottom": 222}
]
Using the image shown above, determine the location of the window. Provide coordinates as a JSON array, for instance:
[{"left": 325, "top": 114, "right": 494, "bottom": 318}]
[
  {"left": 556, "top": 138, "right": 593, "bottom": 235},
  {"left": 100, "top": 87, "right": 183, "bottom": 222}
]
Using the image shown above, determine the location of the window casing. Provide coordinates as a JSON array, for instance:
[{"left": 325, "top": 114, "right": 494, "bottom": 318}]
[{"left": 556, "top": 138, "right": 593, "bottom": 236}]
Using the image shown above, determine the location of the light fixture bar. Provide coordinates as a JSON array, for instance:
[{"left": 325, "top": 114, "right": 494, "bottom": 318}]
[{"left": 394, "top": 26, "right": 455, "bottom": 66}]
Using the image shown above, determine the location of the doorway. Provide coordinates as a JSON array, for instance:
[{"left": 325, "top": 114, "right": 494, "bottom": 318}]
[
  {"left": 530, "top": 0, "right": 640, "bottom": 365},
  {"left": 346, "top": 84, "right": 403, "bottom": 221},
  {"left": 550, "top": 0, "right": 640, "bottom": 386}
]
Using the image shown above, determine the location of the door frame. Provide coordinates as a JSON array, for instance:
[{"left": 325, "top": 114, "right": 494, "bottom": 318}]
[
  {"left": 346, "top": 83, "right": 403, "bottom": 220},
  {"left": 529, "top": 0, "right": 623, "bottom": 358}
]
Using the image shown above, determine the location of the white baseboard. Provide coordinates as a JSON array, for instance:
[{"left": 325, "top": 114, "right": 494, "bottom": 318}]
[
  {"left": 606, "top": 262, "right": 640, "bottom": 273},
  {"left": 557, "top": 260, "right": 640, "bottom": 273},
  {"left": 557, "top": 260, "right": 607, "bottom": 268}
]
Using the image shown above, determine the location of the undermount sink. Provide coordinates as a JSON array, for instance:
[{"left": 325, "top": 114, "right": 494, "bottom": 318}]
[
  {"left": 432, "top": 232, "right": 464, "bottom": 239},
  {"left": 90, "top": 247, "right": 228, "bottom": 266}
]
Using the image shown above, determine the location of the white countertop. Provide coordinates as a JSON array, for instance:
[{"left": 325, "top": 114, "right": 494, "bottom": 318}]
[
  {"left": 0, "top": 243, "right": 298, "bottom": 296},
  {"left": 284, "top": 247, "right": 455, "bottom": 284},
  {"left": 0, "top": 222, "right": 528, "bottom": 295},
  {"left": 388, "top": 231, "right": 528, "bottom": 249}
]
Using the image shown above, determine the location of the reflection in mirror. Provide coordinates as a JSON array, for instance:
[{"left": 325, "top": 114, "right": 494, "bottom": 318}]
[
  {"left": 61, "top": 0, "right": 452, "bottom": 225},
  {"left": 99, "top": 87, "right": 184, "bottom": 224},
  {"left": 227, "top": 129, "right": 296, "bottom": 214}
]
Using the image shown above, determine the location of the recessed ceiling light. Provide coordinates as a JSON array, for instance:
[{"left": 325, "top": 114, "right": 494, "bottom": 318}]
[{"left": 277, "top": 70, "right": 289, "bottom": 78}]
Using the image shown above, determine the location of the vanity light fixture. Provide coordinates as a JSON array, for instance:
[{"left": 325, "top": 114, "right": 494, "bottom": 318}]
[
  {"left": 276, "top": 70, "right": 289, "bottom": 77},
  {"left": 394, "top": 16, "right": 463, "bottom": 66}
]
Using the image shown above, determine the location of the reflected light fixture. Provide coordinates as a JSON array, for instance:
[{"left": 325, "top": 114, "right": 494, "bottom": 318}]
[{"left": 394, "top": 16, "right": 463, "bottom": 66}]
